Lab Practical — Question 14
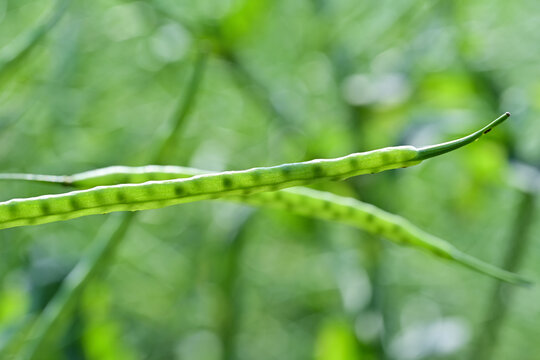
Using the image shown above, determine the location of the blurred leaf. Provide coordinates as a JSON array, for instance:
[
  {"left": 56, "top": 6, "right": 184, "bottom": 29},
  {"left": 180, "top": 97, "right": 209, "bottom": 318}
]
[{"left": 315, "top": 318, "right": 362, "bottom": 360}]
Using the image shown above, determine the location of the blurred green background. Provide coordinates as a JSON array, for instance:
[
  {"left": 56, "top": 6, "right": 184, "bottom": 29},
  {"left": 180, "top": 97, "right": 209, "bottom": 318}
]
[{"left": 0, "top": 0, "right": 539, "bottom": 359}]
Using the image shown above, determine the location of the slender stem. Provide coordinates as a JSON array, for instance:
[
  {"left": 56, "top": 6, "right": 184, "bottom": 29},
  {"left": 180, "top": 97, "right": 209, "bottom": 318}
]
[
  {"left": 0, "top": 0, "right": 70, "bottom": 81},
  {"left": 219, "top": 212, "right": 254, "bottom": 360},
  {"left": 154, "top": 51, "right": 208, "bottom": 163},
  {"left": 469, "top": 190, "right": 536, "bottom": 359},
  {"left": 19, "top": 214, "right": 134, "bottom": 360},
  {"left": 416, "top": 112, "right": 510, "bottom": 160},
  {"left": 17, "top": 52, "right": 207, "bottom": 360},
  {"left": 221, "top": 50, "right": 293, "bottom": 127}
]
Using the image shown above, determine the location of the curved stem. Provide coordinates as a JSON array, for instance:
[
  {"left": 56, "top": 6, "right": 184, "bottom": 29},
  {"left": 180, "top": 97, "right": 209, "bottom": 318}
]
[
  {"left": 0, "top": 0, "right": 70, "bottom": 80},
  {"left": 15, "top": 51, "right": 208, "bottom": 360},
  {"left": 469, "top": 189, "right": 537, "bottom": 359},
  {"left": 154, "top": 50, "right": 208, "bottom": 164},
  {"left": 416, "top": 112, "right": 510, "bottom": 160}
]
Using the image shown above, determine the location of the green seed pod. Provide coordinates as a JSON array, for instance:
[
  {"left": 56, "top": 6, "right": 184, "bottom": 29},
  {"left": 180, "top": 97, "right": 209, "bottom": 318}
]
[{"left": 0, "top": 113, "right": 527, "bottom": 284}]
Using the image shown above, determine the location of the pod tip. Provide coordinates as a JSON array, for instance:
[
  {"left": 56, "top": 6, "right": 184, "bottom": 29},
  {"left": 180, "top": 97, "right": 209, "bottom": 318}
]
[{"left": 416, "top": 112, "right": 511, "bottom": 160}]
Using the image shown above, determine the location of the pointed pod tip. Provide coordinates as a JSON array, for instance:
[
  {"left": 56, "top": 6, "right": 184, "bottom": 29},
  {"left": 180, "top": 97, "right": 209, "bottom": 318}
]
[
  {"left": 508, "top": 273, "right": 534, "bottom": 287},
  {"left": 416, "top": 112, "right": 511, "bottom": 160},
  {"left": 491, "top": 271, "right": 532, "bottom": 287},
  {"left": 517, "top": 274, "right": 534, "bottom": 287}
]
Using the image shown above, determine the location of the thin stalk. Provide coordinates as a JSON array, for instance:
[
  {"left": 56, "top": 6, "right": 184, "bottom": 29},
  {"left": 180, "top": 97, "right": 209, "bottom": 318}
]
[
  {"left": 14, "top": 53, "right": 207, "bottom": 360},
  {"left": 437, "top": 5, "right": 530, "bottom": 358},
  {"left": 469, "top": 190, "right": 536, "bottom": 360},
  {"left": 221, "top": 50, "right": 294, "bottom": 127},
  {"left": 219, "top": 212, "right": 254, "bottom": 360},
  {"left": 154, "top": 51, "right": 208, "bottom": 163},
  {"left": 0, "top": 0, "right": 70, "bottom": 83},
  {"left": 18, "top": 214, "right": 134, "bottom": 360}
]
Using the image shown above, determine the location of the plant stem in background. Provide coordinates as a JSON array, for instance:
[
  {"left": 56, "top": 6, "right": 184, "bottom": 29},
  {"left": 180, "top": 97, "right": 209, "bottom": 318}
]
[
  {"left": 220, "top": 49, "right": 294, "bottom": 128},
  {"left": 218, "top": 211, "right": 254, "bottom": 360},
  {"left": 0, "top": 0, "right": 70, "bottom": 84},
  {"left": 18, "top": 214, "right": 134, "bottom": 360},
  {"left": 469, "top": 189, "right": 536, "bottom": 360},
  {"left": 154, "top": 51, "right": 209, "bottom": 164},
  {"left": 437, "top": 5, "right": 536, "bottom": 357},
  {"left": 13, "top": 51, "right": 208, "bottom": 360}
]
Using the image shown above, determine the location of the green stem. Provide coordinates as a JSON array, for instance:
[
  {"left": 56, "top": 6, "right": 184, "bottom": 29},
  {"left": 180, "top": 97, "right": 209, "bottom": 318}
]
[
  {"left": 154, "top": 51, "right": 208, "bottom": 164},
  {"left": 469, "top": 189, "right": 536, "bottom": 359},
  {"left": 16, "top": 52, "right": 208, "bottom": 360},
  {"left": 19, "top": 214, "right": 133, "bottom": 360},
  {"left": 0, "top": 0, "right": 70, "bottom": 82}
]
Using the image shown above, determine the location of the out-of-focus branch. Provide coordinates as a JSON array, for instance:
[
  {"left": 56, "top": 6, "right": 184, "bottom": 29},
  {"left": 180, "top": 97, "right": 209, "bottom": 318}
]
[
  {"left": 0, "top": 0, "right": 70, "bottom": 83},
  {"left": 469, "top": 163, "right": 538, "bottom": 360},
  {"left": 12, "top": 49, "right": 208, "bottom": 360}
]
